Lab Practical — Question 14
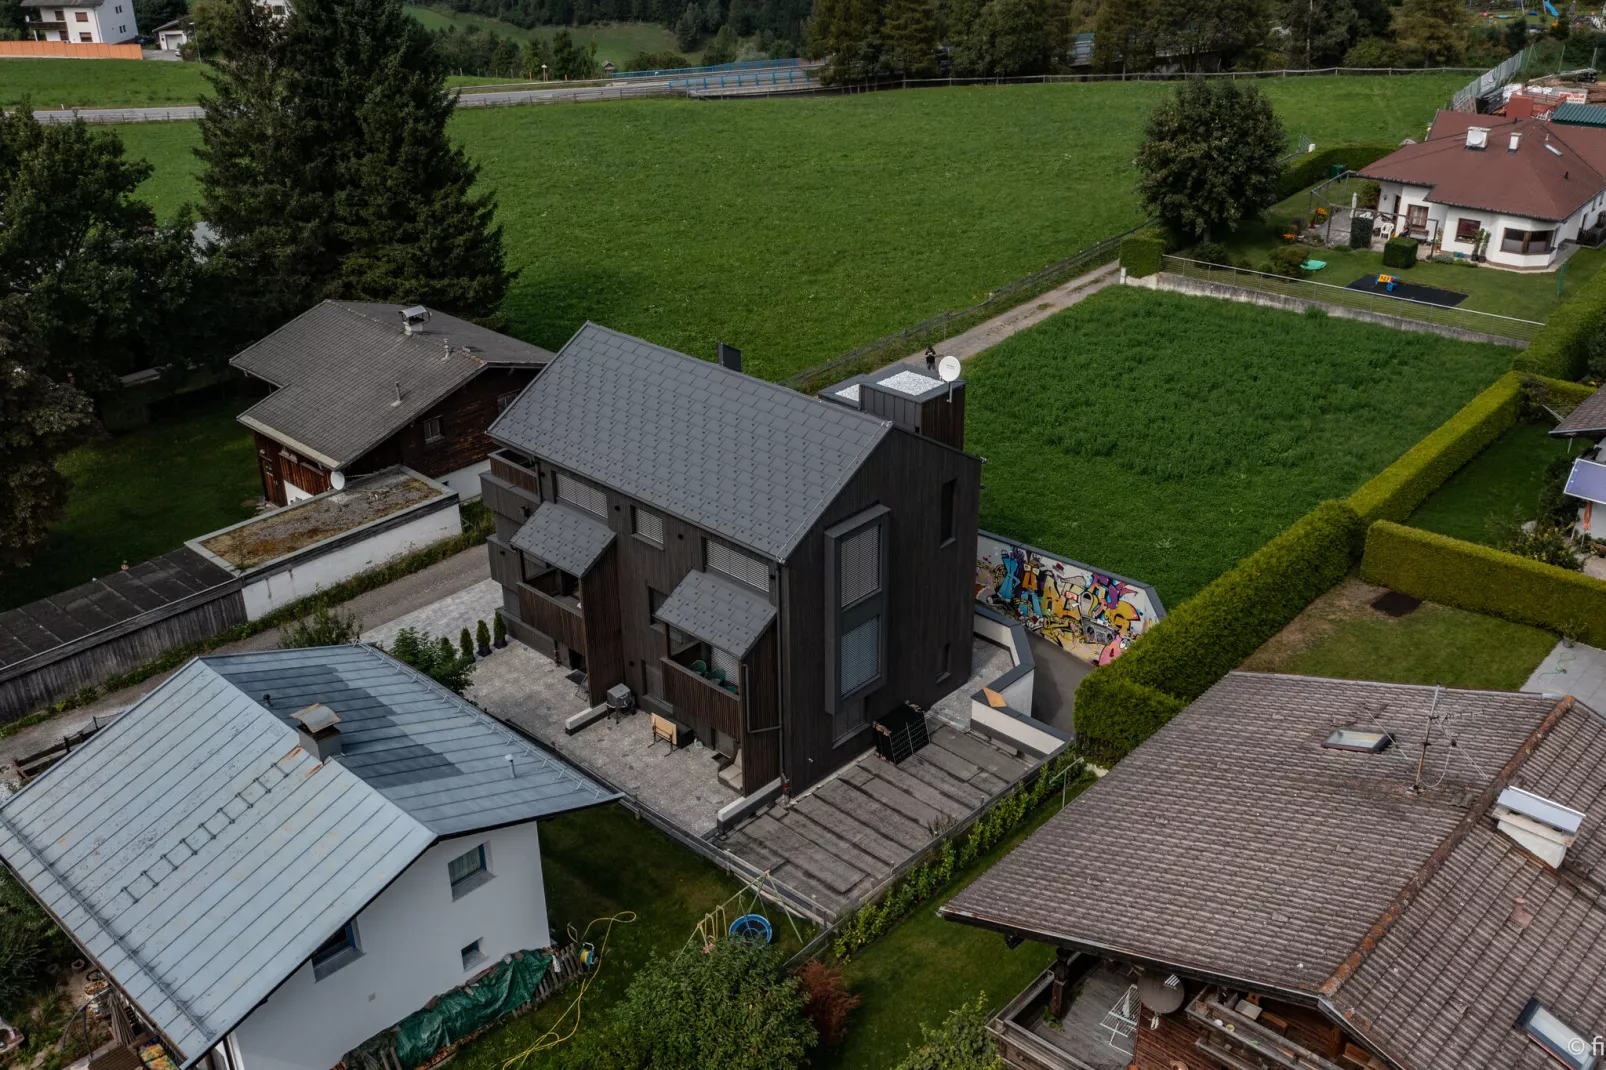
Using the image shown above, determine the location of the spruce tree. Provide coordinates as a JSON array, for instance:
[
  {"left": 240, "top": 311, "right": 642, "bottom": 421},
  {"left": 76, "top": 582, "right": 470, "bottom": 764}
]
[{"left": 196, "top": 0, "right": 510, "bottom": 325}]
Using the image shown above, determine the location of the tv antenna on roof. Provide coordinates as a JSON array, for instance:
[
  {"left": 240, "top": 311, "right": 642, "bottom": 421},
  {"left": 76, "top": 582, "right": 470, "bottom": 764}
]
[
  {"left": 938, "top": 355, "right": 961, "bottom": 402},
  {"left": 1412, "top": 683, "right": 1444, "bottom": 794}
]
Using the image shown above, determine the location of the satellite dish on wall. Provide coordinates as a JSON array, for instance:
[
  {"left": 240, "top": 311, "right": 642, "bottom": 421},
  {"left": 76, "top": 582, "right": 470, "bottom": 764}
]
[
  {"left": 330, "top": 471, "right": 346, "bottom": 491},
  {"left": 1136, "top": 973, "right": 1186, "bottom": 1015},
  {"left": 937, "top": 355, "right": 962, "bottom": 383}
]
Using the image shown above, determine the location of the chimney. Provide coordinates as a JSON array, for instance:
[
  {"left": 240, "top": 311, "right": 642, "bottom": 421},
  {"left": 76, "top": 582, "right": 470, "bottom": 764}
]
[
  {"left": 399, "top": 305, "right": 431, "bottom": 335},
  {"left": 292, "top": 703, "right": 342, "bottom": 762},
  {"left": 1492, "top": 786, "right": 1582, "bottom": 869},
  {"left": 717, "top": 342, "right": 743, "bottom": 374},
  {"left": 1509, "top": 131, "right": 1523, "bottom": 154},
  {"left": 1466, "top": 126, "right": 1489, "bottom": 149}
]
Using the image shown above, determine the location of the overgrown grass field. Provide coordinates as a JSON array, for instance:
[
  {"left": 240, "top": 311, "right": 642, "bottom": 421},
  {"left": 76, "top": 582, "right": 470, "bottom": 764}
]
[
  {"left": 967, "top": 288, "right": 1514, "bottom": 604},
  {"left": 403, "top": 7, "right": 695, "bottom": 68},
  {"left": 112, "top": 74, "right": 1465, "bottom": 379},
  {"left": 0, "top": 57, "right": 214, "bottom": 109}
]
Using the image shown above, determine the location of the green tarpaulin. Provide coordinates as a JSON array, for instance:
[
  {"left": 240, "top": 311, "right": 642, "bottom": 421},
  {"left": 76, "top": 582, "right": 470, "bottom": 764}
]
[{"left": 344, "top": 950, "right": 555, "bottom": 1070}]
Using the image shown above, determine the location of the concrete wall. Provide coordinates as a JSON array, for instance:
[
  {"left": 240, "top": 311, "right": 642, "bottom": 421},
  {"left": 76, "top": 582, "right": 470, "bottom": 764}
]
[
  {"left": 232, "top": 823, "right": 551, "bottom": 1070},
  {"left": 437, "top": 459, "right": 492, "bottom": 502},
  {"left": 965, "top": 607, "right": 1069, "bottom": 758}
]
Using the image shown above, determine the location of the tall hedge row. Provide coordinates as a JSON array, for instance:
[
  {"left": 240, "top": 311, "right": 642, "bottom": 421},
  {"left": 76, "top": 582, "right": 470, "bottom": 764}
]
[
  {"left": 1120, "top": 235, "right": 1165, "bottom": 278},
  {"left": 1361, "top": 521, "right": 1606, "bottom": 645},
  {"left": 1072, "top": 674, "right": 1186, "bottom": 755},
  {"left": 1277, "top": 143, "right": 1398, "bottom": 199},
  {"left": 1347, "top": 372, "right": 1523, "bottom": 527},
  {"left": 1513, "top": 262, "right": 1606, "bottom": 380}
]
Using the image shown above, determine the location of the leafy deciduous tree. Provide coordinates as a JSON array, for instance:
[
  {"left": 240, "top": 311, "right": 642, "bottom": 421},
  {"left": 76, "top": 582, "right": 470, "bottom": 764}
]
[{"left": 891, "top": 994, "right": 1005, "bottom": 1070}]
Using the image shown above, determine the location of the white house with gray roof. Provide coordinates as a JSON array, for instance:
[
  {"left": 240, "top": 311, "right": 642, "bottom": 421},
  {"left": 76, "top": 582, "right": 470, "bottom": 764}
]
[
  {"left": 0, "top": 645, "right": 614, "bottom": 1070},
  {"left": 20, "top": 0, "right": 137, "bottom": 43}
]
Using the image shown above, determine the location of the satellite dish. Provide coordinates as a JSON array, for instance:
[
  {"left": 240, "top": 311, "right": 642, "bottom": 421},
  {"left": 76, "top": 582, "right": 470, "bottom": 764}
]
[
  {"left": 937, "top": 355, "right": 962, "bottom": 383},
  {"left": 1136, "top": 973, "right": 1186, "bottom": 1015},
  {"left": 330, "top": 471, "right": 346, "bottom": 491}
]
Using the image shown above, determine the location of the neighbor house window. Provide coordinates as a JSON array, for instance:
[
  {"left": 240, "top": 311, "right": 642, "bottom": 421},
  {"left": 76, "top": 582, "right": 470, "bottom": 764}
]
[
  {"left": 1455, "top": 217, "right": 1482, "bottom": 243},
  {"left": 706, "top": 540, "right": 770, "bottom": 592},
  {"left": 840, "top": 617, "right": 880, "bottom": 694},
  {"left": 1502, "top": 227, "right": 1554, "bottom": 255},
  {"left": 633, "top": 507, "right": 664, "bottom": 546},
  {"left": 461, "top": 939, "right": 485, "bottom": 972},
  {"left": 555, "top": 471, "right": 608, "bottom": 516},
  {"left": 74, "top": 11, "right": 87, "bottom": 19},
  {"left": 78, "top": 31, "right": 90, "bottom": 39},
  {"left": 448, "top": 844, "right": 491, "bottom": 899},
  {"left": 496, "top": 391, "right": 519, "bottom": 413},
  {"left": 940, "top": 479, "right": 957, "bottom": 545},
  {"left": 825, "top": 506, "right": 888, "bottom": 739},
  {"left": 424, "top": 416, "right": 444, "bottom": 443},
  {"left": 839, "top": 526, "right": 880, "bottom": 607},
  {"left": 311, "top": 921, "right": 360, "bottom": 980}
]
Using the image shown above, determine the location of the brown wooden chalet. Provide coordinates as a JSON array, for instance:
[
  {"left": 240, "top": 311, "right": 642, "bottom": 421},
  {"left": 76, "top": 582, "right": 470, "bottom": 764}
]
[
  {"left": 940, "top": 672, "right": 1606, "bottom": 1070},
  {"left": 232, "top": 302, "right": 552, "bottom": 506},
  {"left": 483, "top": 324, "right": 981, "bottom": 797}
]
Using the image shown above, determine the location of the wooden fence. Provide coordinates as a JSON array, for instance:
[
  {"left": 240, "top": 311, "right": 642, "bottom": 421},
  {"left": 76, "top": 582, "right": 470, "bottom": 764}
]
[{"left": 0, "top": 42, "right": 143, "bottom": 59}]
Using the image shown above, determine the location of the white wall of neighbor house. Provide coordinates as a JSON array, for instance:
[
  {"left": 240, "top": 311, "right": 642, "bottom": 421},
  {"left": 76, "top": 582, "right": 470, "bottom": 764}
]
[
  {"left": 37, "top": 3, "right": 139, "bottom": 42},
  {"left": 230, "top": 823, "right": 552, "bottom": 1070},
  {"left": 437, "top": 459, "right": 492, "bottom": 502}
]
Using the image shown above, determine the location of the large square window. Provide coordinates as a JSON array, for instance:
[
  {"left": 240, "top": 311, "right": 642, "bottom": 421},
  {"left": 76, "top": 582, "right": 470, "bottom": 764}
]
[{"left": 448, "top": 844, "right": 491, "bottom": 899}]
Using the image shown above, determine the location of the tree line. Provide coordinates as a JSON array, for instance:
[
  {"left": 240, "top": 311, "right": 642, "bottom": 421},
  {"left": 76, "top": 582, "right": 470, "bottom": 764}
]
[
  {"left": 431, "top": 0, "right": 810, "bottom": 57},
  {"left": 1, "top": 0, "right": 508, "bottom": 579}
]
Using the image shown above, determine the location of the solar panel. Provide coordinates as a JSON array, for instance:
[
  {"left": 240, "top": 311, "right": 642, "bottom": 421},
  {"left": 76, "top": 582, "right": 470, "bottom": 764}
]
[{"left": 1564, "top": 458, "right": 1606, "bottom": 505}]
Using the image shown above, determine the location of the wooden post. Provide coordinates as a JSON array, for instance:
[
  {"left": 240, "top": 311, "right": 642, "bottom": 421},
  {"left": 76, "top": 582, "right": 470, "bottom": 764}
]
[{"left": 1049, "top": 948, "right": 1073, "bottom": 1018}]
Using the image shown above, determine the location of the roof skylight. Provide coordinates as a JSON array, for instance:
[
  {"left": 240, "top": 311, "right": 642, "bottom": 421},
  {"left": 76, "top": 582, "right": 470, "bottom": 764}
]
[
  {"left": 1518, "top": 998, "right": 1597, "bottom": 1070},
  {"left": 1322, "top": 727, "right": 1391, "bottom": 753}
]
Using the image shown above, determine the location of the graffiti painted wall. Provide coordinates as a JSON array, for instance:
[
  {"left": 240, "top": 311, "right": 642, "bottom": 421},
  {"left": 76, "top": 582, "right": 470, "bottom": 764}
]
[{"left": 975, "top": 531, "right": 1165, "bottom": 666}]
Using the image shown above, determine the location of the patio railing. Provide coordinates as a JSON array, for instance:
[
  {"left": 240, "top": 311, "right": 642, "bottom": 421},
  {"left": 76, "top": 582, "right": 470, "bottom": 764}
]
[{"left": 1159, "top": 256, "right": 1546, "bottom": 344}]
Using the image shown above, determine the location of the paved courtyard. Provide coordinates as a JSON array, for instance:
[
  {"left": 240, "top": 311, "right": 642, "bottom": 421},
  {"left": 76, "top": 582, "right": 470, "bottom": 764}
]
[
  {"left": 1526, "top": 640, "right": 1606, "bottom": 711},
  {"left": 362, "top": 576, "right": 503, "bottom": 649}
]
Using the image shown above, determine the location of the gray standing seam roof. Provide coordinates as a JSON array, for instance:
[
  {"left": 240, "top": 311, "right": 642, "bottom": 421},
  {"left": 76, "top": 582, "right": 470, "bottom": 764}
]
[
  {"left": 654, "top": 570, "right": 778, "bottom": 658},
  {"left": 232, "top": 301, "right": 553, "bottom": 470},
  {"left": 488, "top": 323, "right": 891, "bottom": 562},
  {"left": 0, "top": 645, "right": 614, "bottom": 1066},
  {"left": 1554, "top": 387, "right": 1606, "bottom": 437},
  {"left": 509, "top": 503, "right": 616, "bottom": 578}
]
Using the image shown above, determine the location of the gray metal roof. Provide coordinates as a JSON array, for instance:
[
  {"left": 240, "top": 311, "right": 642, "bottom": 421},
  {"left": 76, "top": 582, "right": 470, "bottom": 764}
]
[
  {"left": 509, "top": 503, "right": 616, "bottom": 578},
  {"left": 232, "top": 301, "right": 553, "bottom": 470},
  {"left": 488, "top": 323, "right": 891, "bottom": 562},
  {"left": 655, "top": 570, "right": 777, "bottom": 658},
  {"left": 0, "top": 645, "right": 614, "bottom": 1066},
  {"left": 1553, "top": 386, "right": 1606, "bottom": 437}
]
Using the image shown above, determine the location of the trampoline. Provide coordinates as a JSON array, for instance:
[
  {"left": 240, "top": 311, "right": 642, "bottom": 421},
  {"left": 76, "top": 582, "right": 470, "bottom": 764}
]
[{"left": 1345, "top": 274, "right": 1469, "bottom": 307}]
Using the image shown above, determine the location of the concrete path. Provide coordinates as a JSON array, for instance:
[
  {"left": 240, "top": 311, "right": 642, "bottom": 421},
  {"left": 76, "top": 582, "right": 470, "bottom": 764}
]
[
  {"left": 1525, "top": 641, "right": 1606, "bottom": 709},
  {"left": 0, "top": 544, "right": 490, "bottom": 771},
  {"left": 902, "top": 260, "right": 1120, "bottom": 367},
  {"left": 362, "top": 576, "right": 502, "bottom": 650}
]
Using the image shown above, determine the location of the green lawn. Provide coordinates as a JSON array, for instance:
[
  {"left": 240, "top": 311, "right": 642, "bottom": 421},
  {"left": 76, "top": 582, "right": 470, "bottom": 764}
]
[
  {"left": 404, "top": 8, "right": 696, "bottom": 69},
  {"left": 1242, "top": 577, "right": 1556, "bottom": 690},
  {"left": 110, "top": 73, "right": 1464, "bottom": 380},
  {"left": 0, "top": 58, "right": 215, "bottom": 109},
  {"left": 1408, "top": 421, "right": 1580, "bottom": 545},
  {"left": 967, "top": 287, "right": 1514, "bottom": 605},
  {"left": 0, "top": 395, "right": 260, "bottom": 612},
  {"left": 450, "top": 803, "right": 812, "bottom": 1070}
]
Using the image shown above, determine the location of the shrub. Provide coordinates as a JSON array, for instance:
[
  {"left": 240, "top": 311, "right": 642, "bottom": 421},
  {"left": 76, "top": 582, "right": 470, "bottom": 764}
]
[
  {"left": 1432, "top": 253, "right": 1455, "bottom": 265},
  {"left": 1268, "top": 245, "right": 1307, "bottom": 278},
  {"left": 1088, "top": 500, "right": 1361, "bottom": 703},
  {"left": 1119, "top": 235, "right": 1165, "bottom": 278},
  {"left": 389, "top": 627, "right": 476, "bottom": 694},
  {"left": 1382, "top": 237, "right": 1418, "bottom": 269},
  {"left": 1349, "top": 212, "right": 1374, "bottom": 249},
  {"left": 892, "top": 994, "right": 1004, "bottom": 1070},
  {"left": 1361, "top": 521, "right": 1606, "bottom": 644},
  {"left": 279, "top": 604, "right": 363, "bottom": 648},
  {"left": 793, "top": 961, "right": 861, "bottom": 1046},
  {"left": 459, "top": 627, "right": 474, "bottom": 661},
  {"left": 1070, "top": 674, "right": 1186, "bottom": 756},
  {"left": 1356, "top": 180, "right": 1381, "bottom": 210},
  {"left": 623, "top": 49, "right": 692, "bottom": 71},
  {"left": 1347, "top": 372, "right": 1523, "bottom": 526},
  {"left": 1192, "top": 241, "right": 1231, "bottom": 265},
  {"left": 493, "top": 611, "right": 508, "bottom": 647},
  {"left": 1514, "top": 261, "right": 1606, "bottom": 380},
  {"left": 1499, "top": 524, "right": 1583, "bottom": 570},
  {"left": 476, "top": 619, "right": 492, "bottom": 656},
  {"left": 1277, "top": 143, "right": 1397, "bottom": 198},
  {"left": 1344, "top": 35, "right": 1404, "bottom": 67},
  {"left": 1538, "top": 456, "right": 1581, "bottom": 529}
]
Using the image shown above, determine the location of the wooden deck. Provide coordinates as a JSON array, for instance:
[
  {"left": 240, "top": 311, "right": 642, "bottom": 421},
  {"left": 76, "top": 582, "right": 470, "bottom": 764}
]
[{"left": 716, "top": 724, "right": 1038, "bottom": 917}]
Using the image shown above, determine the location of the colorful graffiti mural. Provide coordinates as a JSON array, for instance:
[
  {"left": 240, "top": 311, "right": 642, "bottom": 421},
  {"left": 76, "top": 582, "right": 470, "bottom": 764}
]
[{"left": 975, "top": 533, "right": 1163, "bottom": 666}]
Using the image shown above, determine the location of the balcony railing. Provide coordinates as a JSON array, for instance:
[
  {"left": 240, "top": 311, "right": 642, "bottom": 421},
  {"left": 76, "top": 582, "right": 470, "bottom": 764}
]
[
  {"left": 489, "top": 449, "right": 542, "bottom": 497},
  {"left": 661, "top": 656, "right": 741, "bottom": 739},
  {"left": 517, "top": 581, "right": 585, "bottom": 652}
]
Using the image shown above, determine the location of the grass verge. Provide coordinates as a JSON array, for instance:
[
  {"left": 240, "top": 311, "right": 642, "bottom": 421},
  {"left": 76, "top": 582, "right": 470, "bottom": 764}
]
[
  {"left": 1406, "top": 421, "right": 1577, "bottom": 546},
  {"left": 967, "top": 287, "right": 1513, "bottom": 604},
  {"left": 1240, "top": 576, "right": 1556, "bottom": 689}
]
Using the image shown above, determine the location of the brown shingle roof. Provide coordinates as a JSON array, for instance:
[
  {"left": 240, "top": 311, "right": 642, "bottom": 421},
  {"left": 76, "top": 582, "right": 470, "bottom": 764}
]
[
  {"left": 1359, "top": 110, "right": 1606, "bottom": 222},
  {"left": 1553, "top": 387, "right": 1606, "bottom": 437}
]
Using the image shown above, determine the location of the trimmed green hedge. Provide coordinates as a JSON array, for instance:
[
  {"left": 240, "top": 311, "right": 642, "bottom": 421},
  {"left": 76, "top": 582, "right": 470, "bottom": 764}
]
[
  {"left": 1382, "top": 237, "right": 1417, "bottom": 269},
  {"left": 1071, "top": 674, "right": 1186, "bottom": 756},
  {"left": 1277, "top": 142, "right": 1398, "bottom": 199},
  {"left": 1120, "top": 235, "right": 1165, "bottom": 278},
  {"left": 1361, "top": 521, "right": 1606, "bottom": 644},
  {"left": 1347, "top": 371, "right": 1523, "bottom": 526},
  {"left": 1527, "top": 373, "right": 1597, "bottom": 417},
  {"left": 1513, "top": 259, "right": 1606, "bottom": 380}
]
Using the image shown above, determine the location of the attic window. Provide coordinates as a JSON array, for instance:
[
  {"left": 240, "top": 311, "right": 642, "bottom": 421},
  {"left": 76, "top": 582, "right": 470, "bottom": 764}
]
[
  {"left": 1322, "top": 727, "right": 1391, "bottom": 753},
  {"left": 1518, "top": 998, "right": 1597, "bottom": 1070}
]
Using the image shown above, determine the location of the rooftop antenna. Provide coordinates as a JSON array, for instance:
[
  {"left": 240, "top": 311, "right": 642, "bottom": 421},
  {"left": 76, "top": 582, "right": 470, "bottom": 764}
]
[
  {"left": 391, "top": 381, "right": 402, "bottom": 407},
  {"left": 1412, "top": 683, "right": 1443, "bottom": 794}
]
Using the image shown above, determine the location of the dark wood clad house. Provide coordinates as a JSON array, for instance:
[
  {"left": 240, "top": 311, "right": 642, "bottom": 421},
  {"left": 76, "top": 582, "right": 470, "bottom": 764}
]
[
  {"left": 232, "top": 302, "right": 553, "bottom": 506},
  {"left": 484, "top": 324, "right": 981, "bottom": 797}
]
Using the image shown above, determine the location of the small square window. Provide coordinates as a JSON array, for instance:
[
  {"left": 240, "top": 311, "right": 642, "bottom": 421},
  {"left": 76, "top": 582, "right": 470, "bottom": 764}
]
[
  {"left": 497, "top": 391, "right": 519, "bottom": 413},
  {"left": 461, "top": 939, "right": 485, "bottom": 972},
  {"left": 424, "top": 416, "right": 444, "bottom": 444},
  {"left": 311, "top": 921, "right": 361, "bottom": 980},
  {"left": 633, "top": 507, "right": 664, "bottom": 546},
  {"left": 74, "top": 11, "right": 87, "bottom": 20},
  {"left": 448, "top": 844, "right": 491, "bottom": 899}
]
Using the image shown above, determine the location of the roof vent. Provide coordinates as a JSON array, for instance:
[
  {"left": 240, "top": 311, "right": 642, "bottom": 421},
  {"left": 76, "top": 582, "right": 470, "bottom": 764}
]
[
  {"left": 291, "top": 703, "right": 343, "bottom": 762},
  {"left": 1510, "top": 131, "right": 1523, "bottom": 153},
  {"left": 400, "top": 305, "right": 431, "bottom": 335},
  {"left": 1493, "top": 786, "right": 1583, "bottom": 868},
  {"left": 718, "top": 341, "right": 743, "bottom": 374},
  {"left": 1548, "top": 142, "right": 1565, "bottom": 157},
  {"left": 1466, "top": 126, "right": 1489, "bottom": 149}
]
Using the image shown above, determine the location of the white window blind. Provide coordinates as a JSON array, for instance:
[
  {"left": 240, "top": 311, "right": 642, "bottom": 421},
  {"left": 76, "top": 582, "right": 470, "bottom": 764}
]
[
  {"left": 633, "top": 507, "right": 664, "bottom": 545},
  {"left": 840, "top": 616, "right": 880, "bottom": 696},
  {"left": 707, "top": 541, "right": 769, "bottom": 592},
  {"left": 839, "top": 525, "right": 880, "bottom": 607},
  {"left": 556, "top": 472, "right": 607, "bottom": 516}
]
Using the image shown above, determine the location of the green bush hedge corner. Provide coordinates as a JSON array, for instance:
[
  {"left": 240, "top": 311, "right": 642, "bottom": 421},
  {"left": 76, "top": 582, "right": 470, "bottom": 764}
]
[
  {"left": 1276, "top": 143, "right": 1398, "bottom": 199},
  {"left": 1382, "top": 237, "right": 1418, "bottom": 269},
  {"left": 1348, "top": 371, "right": 1523, "bottom": 526},
  {"left": 1071, "top": 673, "right": 1186, "bottom": 758},
  {"left": 1120, "top": 235, "right": 1165, "bottom": 278},
  {"left": 1362, "top": 521, "right": 1606, "bottom": 645},
  {"left": 1514, "top": 264, "right": 1606, "bottom": 381},
  {"left": 1349, "top": 213, "right": 1373, "bottom": 250}
]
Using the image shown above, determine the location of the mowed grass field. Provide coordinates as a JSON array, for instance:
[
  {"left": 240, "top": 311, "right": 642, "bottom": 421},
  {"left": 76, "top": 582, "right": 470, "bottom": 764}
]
[
  {"left": 966, "top": 288, "right": 1514, "bottom": 603},
  {"left": 0, "top": 57, "right": 214, "bottom": 109},
  {"left": 111, "top": 73, "right": 1465, "bottom": 379}
]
